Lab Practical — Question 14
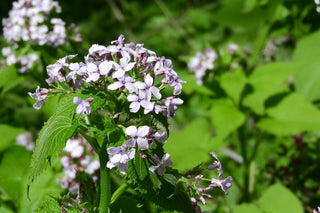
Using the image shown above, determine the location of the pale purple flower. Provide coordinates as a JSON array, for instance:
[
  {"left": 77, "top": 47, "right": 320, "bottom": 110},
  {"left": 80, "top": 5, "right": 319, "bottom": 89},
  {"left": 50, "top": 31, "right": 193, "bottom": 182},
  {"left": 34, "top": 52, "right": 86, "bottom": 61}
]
[
  {"left": 108, "top": 75, "right": 136, "bottom": 93},
  {"left": 85, "top": 62, "right": 100, "bottom": 82},
  {"left": 64, "top": 138, "right": 84, "bottom": 158},
  {"left": 188, "top": 48, "right": 217, "bottom": 85},
  {"left": 227, "top": 43, "right": 239, "bottom": 55},
  {"left": 88, "top": 44, "right": 108, "bottom": 57},
  {"left": 134, "top": 74, "right": 161, "bottom": 100},
  {"left": 127, "top": 93, "right": 154, "bottom": 114},
  {"left": 99, "top": 60, "right": 117, "bottom": 75},
  {"left": 107, "top": 145, "right": 135, "bottom": 174},
  {"left": 125, "top": 125, "right": 150, "bottom": 150},
  {"left": 208, "top": 151, "right": 223, "bottom": 179},
  {"left": 154, "top": 130, "right": 167, "bottom": 142},
  {"left": 28, "top": 86, "right": 49, "bottom": 109},
  {"left": 73, "top": 97, "right": 94, "bottom": 115},
  {"left": 46, "top": 54, "right": 77, "bottom": 83},
  {"left": 162, "top": 97, "right": 183, "bottom": 117},
  {"left": 149, "top": 153, "right": 172, "bottom": 175},
  {"left": 111, "top": 34, "right": 125, "bottom": 46},
  {"left": 111, "top": 55, "right": 135, "bottom": 79},
  {"left": 209, "top": 176, "right": 233, "bottom": 195},
  {"left": 16, "top": 131, "right": 35, "bottom": 151}
]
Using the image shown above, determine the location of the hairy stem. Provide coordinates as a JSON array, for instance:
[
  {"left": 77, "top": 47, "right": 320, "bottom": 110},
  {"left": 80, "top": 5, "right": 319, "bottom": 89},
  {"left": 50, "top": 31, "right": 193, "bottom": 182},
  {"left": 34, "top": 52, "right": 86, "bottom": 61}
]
[{"left": 99, "top": 138, "right": 111, "bottom": 213}]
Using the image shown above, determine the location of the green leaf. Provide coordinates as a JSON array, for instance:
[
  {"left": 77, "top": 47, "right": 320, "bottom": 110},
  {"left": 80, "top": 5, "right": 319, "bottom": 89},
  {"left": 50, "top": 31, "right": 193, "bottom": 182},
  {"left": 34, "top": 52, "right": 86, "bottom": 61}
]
[
  {"left": 292, "top": 30, "right": 320, "bottom": 101},
  {"left": 219, "top": 67, "right": 247, "bottom": 105},
  {"left": 0, "top": 124, "right": 24, "bottom": 152},
  {"left": 257, "top": 93, "right": 320, "bottom": 135},
  {"left": 0, "top": 65, "right": 23, "bottom": 95},
  {"left": 233, "top": 203, "right": 262, "bottom": 213},
  {"left": 127, "top": 151, "right": 148, "bottom": 181},
  {"left": 242, "top": 62, "right": 297, "bottom": 114},
  {"left": 210, "top": 98, "right": 246, "bottom": 141},
  {"left": 33, "top": 196, "right": 62, "bottom": 213},
  {"left": 28, "top": 95, "right": 77, "bottom": 184},
  {"left": 164, "top": 118, "right": 213, "bottom": 171},
  {"left": 259, "top": 184, "right": 303, "bottom": 213},
  {"left": 0, "top": 146, "right": 31, "bottom": 201},
  {"left": 293, "top": 61, "right": 320, "bottom": 102},
  {"left": 293, "top": 29, "right": 320, "bottom": 63}
]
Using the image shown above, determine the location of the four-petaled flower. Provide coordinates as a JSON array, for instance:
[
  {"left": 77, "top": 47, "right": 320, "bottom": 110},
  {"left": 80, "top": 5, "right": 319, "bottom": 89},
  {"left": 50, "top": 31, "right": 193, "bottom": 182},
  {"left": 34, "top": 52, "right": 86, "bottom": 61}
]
[
  {"left": 73, "top": 97, "right": 94, "bottom": 115},
  {"left": 106, "top": 145, "right": 135, "bottom": 174},
  {"left": 149, "top": 153, "right": 172, "bottom": 175},
  {"left": 125, "top": 126, "right": 150, "bottom": 150}
]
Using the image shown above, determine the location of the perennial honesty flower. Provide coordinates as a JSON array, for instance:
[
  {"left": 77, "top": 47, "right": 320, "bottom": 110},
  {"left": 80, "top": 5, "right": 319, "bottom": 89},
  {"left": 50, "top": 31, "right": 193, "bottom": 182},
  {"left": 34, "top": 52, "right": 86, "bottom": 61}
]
[
  {"left": 56, "top": 136, "right": 100, "bottom": 194},
  {"left": 1, "top": 0, "right": 81, "bottom": 73},
  {"left": 185, "top": 152, "right": 233, "bottom": 213},
  {"left": 2, "top": 0, "right": 67, "bottom": 46},
  {"left": 188, "top": 48, "right": 217, "bottom": 85},
  {"left": 30, "top": 34, "right": 184, "bottom": 118},
  {"left": 29, "top": 34, "right": 184, "bottom": 175}
]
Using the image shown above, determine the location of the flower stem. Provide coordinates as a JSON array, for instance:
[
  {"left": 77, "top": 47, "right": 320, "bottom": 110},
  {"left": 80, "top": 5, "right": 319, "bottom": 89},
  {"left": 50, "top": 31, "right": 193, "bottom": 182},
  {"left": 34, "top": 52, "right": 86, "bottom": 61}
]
[
  {"left": 237, "top": 126, "right": 250, "bottom": 202},
  {"left": 98, "top": 136, "right": 111, "bottom": 213}
]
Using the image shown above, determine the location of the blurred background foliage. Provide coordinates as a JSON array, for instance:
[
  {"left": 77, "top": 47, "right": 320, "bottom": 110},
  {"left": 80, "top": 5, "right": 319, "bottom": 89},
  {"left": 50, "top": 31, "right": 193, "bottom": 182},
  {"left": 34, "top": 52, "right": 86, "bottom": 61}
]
[{"left": 1, "top": 0, "right": 320, "bottom": 212}]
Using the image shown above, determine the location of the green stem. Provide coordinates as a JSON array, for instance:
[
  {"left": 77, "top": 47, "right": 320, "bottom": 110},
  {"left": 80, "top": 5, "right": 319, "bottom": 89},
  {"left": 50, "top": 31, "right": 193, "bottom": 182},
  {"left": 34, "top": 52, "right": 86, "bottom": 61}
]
[
  {"left": 77, "top": 128, "right": 100, "bottom": 154},
  {"left": 237, "top": 126, "right": 250, "bottom": 202},
  {"left": 110, "top": 181, "right": 132, "bottom": 204},
  {"left": 98, "top": 136, "right": 111, "bottom": 213}
]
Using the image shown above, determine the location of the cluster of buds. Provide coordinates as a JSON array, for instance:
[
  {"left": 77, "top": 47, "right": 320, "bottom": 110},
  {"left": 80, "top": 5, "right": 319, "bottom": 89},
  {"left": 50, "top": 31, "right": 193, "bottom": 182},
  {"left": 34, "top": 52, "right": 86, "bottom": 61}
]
[
  {"left": 185, "top": 152, "right": 233, "bottom": 213},
  {"left": 61, "top": 194, "right": 87, "bottom": 213},
  {"left": 29, "top": 34, "right": 184, "bottom": 118},
  {"left": 15, "top": 131, "right": 35, "bottom": 151},
  {"left": 1, "top": 47, "right": 38, "bottom": 73},
  {"left": 56, "top": 136, "right": 100, "bottom": 194},
  {"left": 107, "top": 125, "right": 170, "bottom": 174}
]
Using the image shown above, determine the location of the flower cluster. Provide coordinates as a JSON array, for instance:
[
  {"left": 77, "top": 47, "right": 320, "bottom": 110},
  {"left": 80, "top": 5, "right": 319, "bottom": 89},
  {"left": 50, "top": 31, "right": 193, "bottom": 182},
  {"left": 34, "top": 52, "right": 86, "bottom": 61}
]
[
  {"left": 16, "top": 131, "right": 35, "bottom": 151},
  {"left": 315, "top": 0, "right": 320, "bottom": 13},
  {"left": 2, "top": 0, "right": 67, "bottom": 46},
  {"left": 188, "top": 48, "right": 217, "bottom": 85},
  {"left": 185, "top": 152, "right": 233, "bottom": 213},
  {"left": 1, "top": 47, "right": 38, "bottom": 73},
  {"left": 107, "top": 125, "right": 170, "bottom": 174},
  {"left": 30, "top": 34, "right": 184, "bottom": 118},
  {"left": 56, "top": 136, "right": 100, "bottom": 194},
  {"left": 1, "top": 0, "right": 81, "bottom": 73}
]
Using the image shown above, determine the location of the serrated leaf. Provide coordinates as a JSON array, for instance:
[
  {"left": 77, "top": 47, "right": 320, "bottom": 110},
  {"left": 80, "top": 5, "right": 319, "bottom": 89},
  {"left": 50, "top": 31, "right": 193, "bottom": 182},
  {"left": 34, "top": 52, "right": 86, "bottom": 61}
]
[
  {"left": 33, "top": 196, "right": 63, "bottom": 213},
  {"left": 219, "top": 67, "right": 247, "bottom": 105},
  {"left": 259, "top": 184, "right": 303, "bottom": 213},
  {"left": 210, "top": 98, "right": 246, "bottom": 140},
  {"left": 149, "top": 172, "right": 161, "bottom": 190},
  {"left": 257, "top": 93, "right": 320, "bottom": 135},
  {"left": 28, "top": 95, "right": 77, "bottom": 185},
  {"left": 243, "top": 62, "right": 297, "bottom": 114},
  {"left": 127, "top": 151, "right": 148, "bottom": 181}
]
